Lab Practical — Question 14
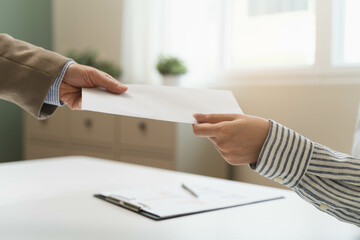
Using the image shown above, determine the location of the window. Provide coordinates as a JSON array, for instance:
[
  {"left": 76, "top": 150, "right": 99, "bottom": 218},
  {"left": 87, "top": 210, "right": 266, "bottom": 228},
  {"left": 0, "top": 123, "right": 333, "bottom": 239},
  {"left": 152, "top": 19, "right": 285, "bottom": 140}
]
[
  {"left": 122, "top": 0, "right": 360, "bottom": 85},
  {"left": 227, "top": 0, "right": 315, "bottom": 70},
  {"left": 248, "top": 0, "right": 308, "bottom": 16},
  {"left": 333, "top": 0, "right": 360, "bottom": 66}
]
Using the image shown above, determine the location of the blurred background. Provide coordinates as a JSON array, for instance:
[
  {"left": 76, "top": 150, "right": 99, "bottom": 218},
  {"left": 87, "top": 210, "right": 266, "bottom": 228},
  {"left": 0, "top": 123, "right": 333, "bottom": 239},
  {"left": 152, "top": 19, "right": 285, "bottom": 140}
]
[{"left": 1, "top": 0, "right": 360, "bottom": 189}]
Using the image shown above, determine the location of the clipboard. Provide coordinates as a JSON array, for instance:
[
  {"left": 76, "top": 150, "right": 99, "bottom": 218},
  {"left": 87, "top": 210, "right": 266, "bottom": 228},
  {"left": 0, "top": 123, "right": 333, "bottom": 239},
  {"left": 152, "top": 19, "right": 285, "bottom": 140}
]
[
  {"left": 94, "top": 194, "right": 165, "bottom": 220},
  {"left": 94, "top": 183, "right": 284, "bottom": 221}
]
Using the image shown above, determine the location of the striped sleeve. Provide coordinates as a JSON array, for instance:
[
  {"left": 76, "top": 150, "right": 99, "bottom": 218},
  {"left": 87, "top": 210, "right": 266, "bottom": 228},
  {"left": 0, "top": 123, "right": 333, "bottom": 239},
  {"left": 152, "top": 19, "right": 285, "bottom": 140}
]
[
  {"left": 253, "top": 120, "right": 360, "bottom": 227},
  {"left": 44, "top": 60, "right": 75, "bottom": 106}
]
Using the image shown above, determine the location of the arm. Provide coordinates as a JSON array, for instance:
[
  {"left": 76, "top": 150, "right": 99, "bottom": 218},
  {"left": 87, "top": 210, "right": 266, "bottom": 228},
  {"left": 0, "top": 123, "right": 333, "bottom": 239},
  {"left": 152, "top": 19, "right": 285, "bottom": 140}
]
[
  {"left": 256, "top": 120, "right": 360, "bottom": 226},
  {"left": 193, "top": 114, "right": 360, "bottom": 227},
  {"left": 0, "top": 34, "right": 127, "bottom": 119},
  {"left": 0, "top": 33, "right": 69, "bottom": 119}
]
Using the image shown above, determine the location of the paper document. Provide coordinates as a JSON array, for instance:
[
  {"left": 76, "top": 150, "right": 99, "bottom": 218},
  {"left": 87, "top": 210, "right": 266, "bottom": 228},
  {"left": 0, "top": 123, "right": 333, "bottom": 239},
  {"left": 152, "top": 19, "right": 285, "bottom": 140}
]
[
  {"left": 95, "top": 181, "right": 283, "bottom": 220},
  {"left": 82, "top": 85, "right": 242, "bottom": 124}
]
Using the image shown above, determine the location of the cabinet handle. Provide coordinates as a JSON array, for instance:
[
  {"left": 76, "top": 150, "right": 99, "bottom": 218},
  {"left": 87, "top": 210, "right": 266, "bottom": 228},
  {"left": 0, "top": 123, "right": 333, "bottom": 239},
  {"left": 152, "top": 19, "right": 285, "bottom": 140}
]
[
  {"left": 84, "top": 118, "right": 93, "bottom": 128},
  {"left": 138, "top": 122, "right": 147, "bottom": 133}
]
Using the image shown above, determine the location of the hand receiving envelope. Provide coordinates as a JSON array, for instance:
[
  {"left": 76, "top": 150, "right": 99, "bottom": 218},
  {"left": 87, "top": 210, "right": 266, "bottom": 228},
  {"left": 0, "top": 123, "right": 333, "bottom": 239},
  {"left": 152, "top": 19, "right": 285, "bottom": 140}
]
[{"left": 82, "top": 84, "right": 242, "bottom": 124}]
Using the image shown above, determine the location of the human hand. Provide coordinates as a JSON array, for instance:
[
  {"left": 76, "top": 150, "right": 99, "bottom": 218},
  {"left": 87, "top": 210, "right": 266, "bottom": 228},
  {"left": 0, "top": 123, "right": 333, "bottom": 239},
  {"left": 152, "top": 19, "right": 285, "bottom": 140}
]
[
  {"left": 192, "top": 114, "right": 270, "bottom": 165},
  {"left": 59, "top": 63, "right": 128, "bottom": 110}
]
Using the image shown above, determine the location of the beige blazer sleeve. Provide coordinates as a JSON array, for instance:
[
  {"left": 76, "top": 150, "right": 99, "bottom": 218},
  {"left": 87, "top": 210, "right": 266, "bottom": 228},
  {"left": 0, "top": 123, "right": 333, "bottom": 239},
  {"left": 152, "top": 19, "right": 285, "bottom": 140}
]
[{"left": 0, "top": 34, "right": 70, "bottom": 119}]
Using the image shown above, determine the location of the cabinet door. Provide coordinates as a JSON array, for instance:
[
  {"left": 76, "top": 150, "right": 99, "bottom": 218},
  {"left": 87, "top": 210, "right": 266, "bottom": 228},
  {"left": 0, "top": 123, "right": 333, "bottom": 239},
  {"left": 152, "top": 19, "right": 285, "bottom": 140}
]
[
  {"left": 69, "top": 111, "right": 115, "bottom": 145},
  {"left": 25, "top": 143, "right": 68, "bottom": 160},
  {"left": 118, "top": 116, "right": 175, "bottom": 151},
  {"left": 24, "top": 107, "right": 68, "bottom": 140},
  {"left": 117, "top": 151, "right": 175, "bottom": 170}
]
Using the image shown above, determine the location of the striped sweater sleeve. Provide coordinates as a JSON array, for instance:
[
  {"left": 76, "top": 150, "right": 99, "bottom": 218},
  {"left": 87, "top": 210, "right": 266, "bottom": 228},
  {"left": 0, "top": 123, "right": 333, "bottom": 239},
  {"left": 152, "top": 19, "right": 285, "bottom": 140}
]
[{"left": 253, "top": 120, "right": 360, "bottom": 227}]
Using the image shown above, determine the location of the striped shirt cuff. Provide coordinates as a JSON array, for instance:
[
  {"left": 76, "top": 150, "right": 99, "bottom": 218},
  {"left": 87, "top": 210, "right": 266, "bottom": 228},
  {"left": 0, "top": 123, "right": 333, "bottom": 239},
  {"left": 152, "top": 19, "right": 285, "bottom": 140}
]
[
  {"left": 254, "top": 120, "right": 314, "bottom": 189},
  {"left": 44, "top": 60, "right": 75, "bottom": 106}
]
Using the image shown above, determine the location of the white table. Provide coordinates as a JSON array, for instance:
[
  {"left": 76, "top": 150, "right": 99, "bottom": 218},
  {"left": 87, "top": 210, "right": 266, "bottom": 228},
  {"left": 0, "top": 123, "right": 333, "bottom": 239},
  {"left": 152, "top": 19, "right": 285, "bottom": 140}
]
[{"left": 0, "top": 156, "right": 358, "bottom": 240}]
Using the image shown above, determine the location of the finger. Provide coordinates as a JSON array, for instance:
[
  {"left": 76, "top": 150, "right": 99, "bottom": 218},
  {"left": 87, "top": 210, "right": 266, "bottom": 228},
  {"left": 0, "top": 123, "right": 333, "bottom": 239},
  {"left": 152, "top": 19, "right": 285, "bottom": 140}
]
[
  {"left": 209, "top": 136, "right": 217, "bottom": 144},
  {"left": 208, "top": 139, "right": 227, "bottom": 160},
  {"left": 192, "top": 113, "right": 239, "bottom": 124},
  {"left": 71, "top": 95, "right": 82, "bottom": 110},
  {"left": 59, "top": 82, "right": 81, "bottom": 110},
  {"left": 92, "top": 69, "right": 128, "bottom": 94},
  {"left": 193, "top": 123, "right": 218, "bottom": 137}
]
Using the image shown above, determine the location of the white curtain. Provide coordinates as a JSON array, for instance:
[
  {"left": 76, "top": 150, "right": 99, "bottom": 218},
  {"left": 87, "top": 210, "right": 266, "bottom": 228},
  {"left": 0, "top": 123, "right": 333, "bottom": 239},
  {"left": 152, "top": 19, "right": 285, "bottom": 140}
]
[
  {"left": 121, "top": 0, "right": 223, "bottom": 86},
  {"left": 121, "top": 0, "right": 164, "bottom": 85}
]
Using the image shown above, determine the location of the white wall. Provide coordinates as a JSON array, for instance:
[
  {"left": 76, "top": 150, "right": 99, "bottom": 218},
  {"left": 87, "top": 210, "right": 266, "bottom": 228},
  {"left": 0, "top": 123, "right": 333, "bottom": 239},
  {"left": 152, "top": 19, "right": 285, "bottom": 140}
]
[{"left": 53, "top": 0, "right": 123, "bottom": 65}]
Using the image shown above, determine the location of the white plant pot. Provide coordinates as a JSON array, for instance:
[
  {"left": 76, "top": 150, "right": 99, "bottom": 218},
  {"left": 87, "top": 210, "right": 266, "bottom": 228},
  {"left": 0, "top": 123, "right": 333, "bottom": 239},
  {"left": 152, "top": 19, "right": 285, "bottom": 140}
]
[{"left": 162, "top": 75, "right": 181, "bottom": 86}]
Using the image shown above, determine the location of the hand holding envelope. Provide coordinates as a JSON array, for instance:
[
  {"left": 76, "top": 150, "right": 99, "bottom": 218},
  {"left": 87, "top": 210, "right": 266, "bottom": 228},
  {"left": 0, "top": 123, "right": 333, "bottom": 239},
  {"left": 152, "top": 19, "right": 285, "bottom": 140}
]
[{"left": 81, "top": 84, "right": 242, "bottom": 124}]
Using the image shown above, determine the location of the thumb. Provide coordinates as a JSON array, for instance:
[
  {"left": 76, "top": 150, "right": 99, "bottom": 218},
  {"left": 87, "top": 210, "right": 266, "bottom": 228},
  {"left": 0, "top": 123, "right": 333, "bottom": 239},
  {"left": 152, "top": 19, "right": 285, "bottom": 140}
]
[{"left": 91, "top": 69, "right": 128, "bottom": 94}]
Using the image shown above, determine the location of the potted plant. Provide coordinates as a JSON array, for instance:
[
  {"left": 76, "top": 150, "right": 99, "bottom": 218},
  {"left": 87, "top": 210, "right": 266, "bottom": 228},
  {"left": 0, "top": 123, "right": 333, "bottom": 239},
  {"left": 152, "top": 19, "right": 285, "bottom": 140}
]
[
  {"left": 156, "top": 56, "right": 187, "bottom": 86},
  {"left": 67, "top": 50, "right": 122, "bottom": 80}
]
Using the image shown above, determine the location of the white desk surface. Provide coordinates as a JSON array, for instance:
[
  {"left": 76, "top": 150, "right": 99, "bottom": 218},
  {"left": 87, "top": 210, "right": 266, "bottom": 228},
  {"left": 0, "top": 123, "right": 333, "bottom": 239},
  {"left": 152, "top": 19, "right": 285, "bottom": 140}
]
[{"left": 0, "top": 156, "right": 358, "bottom": 240}]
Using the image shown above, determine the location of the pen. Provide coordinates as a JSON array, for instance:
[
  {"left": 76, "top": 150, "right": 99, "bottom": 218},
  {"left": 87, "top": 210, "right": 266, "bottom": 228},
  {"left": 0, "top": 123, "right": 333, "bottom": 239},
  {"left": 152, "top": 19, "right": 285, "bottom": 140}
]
[{"left": 181, "top": 183, "right": 199, "bottom": 198}]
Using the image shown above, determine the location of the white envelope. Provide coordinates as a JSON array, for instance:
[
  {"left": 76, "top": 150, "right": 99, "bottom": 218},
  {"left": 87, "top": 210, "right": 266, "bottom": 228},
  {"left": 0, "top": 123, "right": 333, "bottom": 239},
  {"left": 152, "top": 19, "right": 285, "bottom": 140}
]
[{"left": 81, "top": 84, "right": 242, "bottom": 124}]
